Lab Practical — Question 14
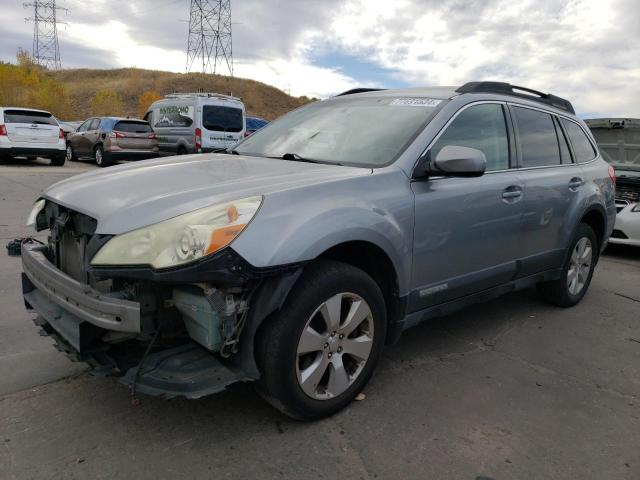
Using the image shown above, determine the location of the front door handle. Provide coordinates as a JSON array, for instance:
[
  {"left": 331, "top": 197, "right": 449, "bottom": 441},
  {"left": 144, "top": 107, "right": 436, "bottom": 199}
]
[
  {"left": 568, "top": 177, "right": 584, "bottom": 190},
  {"left": 502, "top": 185, "right": 523, "bottom": 203}
]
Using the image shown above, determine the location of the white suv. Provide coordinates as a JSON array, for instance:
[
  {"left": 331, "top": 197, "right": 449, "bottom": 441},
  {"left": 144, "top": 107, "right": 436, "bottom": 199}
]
[{"left": 0, "top": 107, "right": 66, "bottom": 166}]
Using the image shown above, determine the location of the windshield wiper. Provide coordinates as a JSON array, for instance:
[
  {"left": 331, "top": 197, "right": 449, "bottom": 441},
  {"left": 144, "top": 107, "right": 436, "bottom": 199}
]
[{"left": 279, "top": 153, "right": 321, "bottom": 164}]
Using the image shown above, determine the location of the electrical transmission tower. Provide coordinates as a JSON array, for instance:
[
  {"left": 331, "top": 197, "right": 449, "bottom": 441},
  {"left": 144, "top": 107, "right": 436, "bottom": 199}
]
[
  {"left": 24, "top": 1, "right": 67, "bottom": 70},
  {"left": 186, "top": 0, "right": 234, "bottom": 76}
]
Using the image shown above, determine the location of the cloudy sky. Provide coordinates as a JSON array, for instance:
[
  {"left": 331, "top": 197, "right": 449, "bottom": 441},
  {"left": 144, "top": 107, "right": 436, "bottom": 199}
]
[{"left": 2, "top": 0, "right": 639, "bottom": 116}]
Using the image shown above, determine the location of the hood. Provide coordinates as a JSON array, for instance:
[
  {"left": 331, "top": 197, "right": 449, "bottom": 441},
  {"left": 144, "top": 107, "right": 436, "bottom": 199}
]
[{"left": 43, "top": 154, "right": 370, "bottom": 234}]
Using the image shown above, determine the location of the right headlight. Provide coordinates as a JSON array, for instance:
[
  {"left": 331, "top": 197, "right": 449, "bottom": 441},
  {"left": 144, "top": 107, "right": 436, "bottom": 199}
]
[{"left": 91, "top": 196, "right": 262, "bottom": 269}]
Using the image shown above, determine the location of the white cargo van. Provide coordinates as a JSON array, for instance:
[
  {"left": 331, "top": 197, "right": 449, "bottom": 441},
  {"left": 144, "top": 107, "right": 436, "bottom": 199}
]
[{"left": 144, "top": 93, "right": 246, "bottom": 155}]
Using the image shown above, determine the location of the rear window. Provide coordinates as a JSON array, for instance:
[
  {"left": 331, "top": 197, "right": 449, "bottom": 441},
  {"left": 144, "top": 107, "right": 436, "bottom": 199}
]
[
  {"left": 203, "top": 106, "right": 243, "bottom": 132},
  {"left": 561, "top": 119, "right": 596, "bottom": 163},
  {"left": 114, "top": 121, "right": 153, "bottom": 133},
  {"left": 512, "top": 106, "right": 561, "bottom": 167},
  {"left": 4, "top": 109, "right": 57, "bottom": 125}
]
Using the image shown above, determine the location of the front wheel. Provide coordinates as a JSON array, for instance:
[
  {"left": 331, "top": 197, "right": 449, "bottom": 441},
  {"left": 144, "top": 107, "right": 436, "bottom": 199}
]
[
  {"left": 256, "top": 260, "right": 387, "bottom": 420},
  {"left": 537, "top": 223, "right": 598, "bottom": 307},
  {"left": 65, "top": 143, "right": 77, "bottom": 162},
  {"left": 94, "top": 145, "right": 109, "bottom": 167}
]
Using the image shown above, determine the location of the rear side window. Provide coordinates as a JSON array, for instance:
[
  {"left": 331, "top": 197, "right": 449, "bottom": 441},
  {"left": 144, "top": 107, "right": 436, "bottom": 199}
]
[
  {"left": 554, "top": 117, "right": 573, "bottom": 164},
  {"left": 512, "top": 106, "right": 561, "bottom": 167},
  {"left": 431, "top": 103, "right": 509, "bottom": 171},
  {"left": 114, "top": 121, "right": 153, "bottom": 133},
  {"left": 4, "top": 109, "right": 57, "bottom": 125},
  {"left": 88, "top": 118, "right": 101, "bottom": 130},
  {"left": 561, "top": 119, "right": 596, "bottom": 163},
  {"left": 203, "top": 106, "right": 243, "bottom": 132}
]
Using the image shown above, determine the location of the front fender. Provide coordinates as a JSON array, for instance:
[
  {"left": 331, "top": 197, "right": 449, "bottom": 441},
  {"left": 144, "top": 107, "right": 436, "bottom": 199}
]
[{"left": 231, "top": 168, "right": 415, "bottom": 295}]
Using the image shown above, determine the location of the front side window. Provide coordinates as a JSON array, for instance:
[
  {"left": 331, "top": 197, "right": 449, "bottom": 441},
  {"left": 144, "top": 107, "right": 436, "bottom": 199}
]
[
  {"left": 88, "top": 118, "right": 101, "bottom": 131},
  {"left": 512, "top": 106, "right": 561, "bottom": 167},
  {"left": 235, "top": 96, "right": 442, "bottom": 166},
  {"left": 202, "top": 106, "right": 243, "bottom": 132},
  {"left": 561, "top": 119, "right": 596, "bottom": 163},
  {"left": 77, "top": 119, "right": 91, "bottom": 132},
  {"left": 430, "top": 103, "right": 509, "bottom": 171}
]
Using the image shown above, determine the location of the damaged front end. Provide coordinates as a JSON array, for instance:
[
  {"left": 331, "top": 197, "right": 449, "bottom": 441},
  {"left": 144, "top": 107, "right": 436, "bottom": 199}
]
[{"left": 21, "top": 201, "right": 300, "bottom": 399}]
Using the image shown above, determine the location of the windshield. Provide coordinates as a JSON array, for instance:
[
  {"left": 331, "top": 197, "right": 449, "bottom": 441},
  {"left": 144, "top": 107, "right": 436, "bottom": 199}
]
[
  {"left": 234, "top": 96, "right": 442, "bottom": 166},
  {"left": 589, "top": 121, "right": 640, "bottom": 172},
  {"left": 203, "top": 105, "right": 243, "bottom": 132}
]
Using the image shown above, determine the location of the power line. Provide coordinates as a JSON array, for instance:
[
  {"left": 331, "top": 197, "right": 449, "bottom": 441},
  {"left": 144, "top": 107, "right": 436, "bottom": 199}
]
[
  {"left": 24, "top": 0, "right": 68, "bottom": 70},
  {"left": 186, "top": 0, "right": 233, "bottom": 76}
]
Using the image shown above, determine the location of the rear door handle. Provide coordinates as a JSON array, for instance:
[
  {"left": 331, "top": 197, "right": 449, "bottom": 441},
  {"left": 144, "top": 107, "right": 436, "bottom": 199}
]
[
  {"left": 568, "top": 177, "right": 584, "bottom": 190},
  {"left": 502, "top": 185, "right": 523, "bottom": 203}
]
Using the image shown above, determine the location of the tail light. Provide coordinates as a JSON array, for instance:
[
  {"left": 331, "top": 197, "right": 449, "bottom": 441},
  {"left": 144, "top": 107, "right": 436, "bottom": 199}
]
[
  {"left": 244, "top": 131, "right": 253, "bottom": 138},
  {"left": 195, "top": 127, "right": 202, "bottom": 151},
  {"left": 0, "top": 125, "right": 7, "bottom": 136},
  {"left": 109, "top": 131, "right": 126, "bottom": 139},
  {"left": 59, "top": 128, "right": 65, "bottom": 139},
  {"left": 608, "top": 165, "right": 616, "bottom": 185},
  {"left": 148, "top": 132, "right": 157, "bottom": 139}
]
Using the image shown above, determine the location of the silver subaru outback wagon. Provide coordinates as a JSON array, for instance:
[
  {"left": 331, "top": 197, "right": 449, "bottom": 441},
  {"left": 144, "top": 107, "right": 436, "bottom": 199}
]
[{"left": 21, "top": 81, "right": 616, "bottom": 419}]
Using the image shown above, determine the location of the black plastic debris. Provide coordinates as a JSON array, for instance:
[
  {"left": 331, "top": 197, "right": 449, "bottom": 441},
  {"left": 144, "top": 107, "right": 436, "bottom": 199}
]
[{"left": 6, "top": 237, "right": 44, "bottom": 256}]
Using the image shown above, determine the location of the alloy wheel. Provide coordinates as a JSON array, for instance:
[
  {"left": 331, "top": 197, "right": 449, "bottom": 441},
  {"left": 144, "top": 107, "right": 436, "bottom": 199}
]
[
  {"left": 66, "top": 145, "right": 73, "bottom": 162},
  {"left": 567, "top": 237, "right": 592, "bottom": 295},
  {"left": 296, "top": 292, "right": 375, "bottom": 400}
]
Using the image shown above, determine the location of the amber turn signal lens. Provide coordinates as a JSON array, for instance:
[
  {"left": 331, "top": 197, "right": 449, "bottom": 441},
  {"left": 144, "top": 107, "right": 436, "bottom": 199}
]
[
  {"left": 227, "top": 204, "right": 239, "bottom": 222},
  {"left": 205, "top": 224, "right": 247, "bottom": 254}
]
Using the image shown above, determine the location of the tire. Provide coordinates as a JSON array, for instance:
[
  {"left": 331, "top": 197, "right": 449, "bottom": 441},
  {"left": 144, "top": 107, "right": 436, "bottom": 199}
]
[
  {"left": 537, "top": 223, "right": 599, "bottom": 307},
  {"left": 50, "top": 153, "right": 66, "bottom": 166},
  {"left": 177, "top": 146, "right": 187, "bottom": 155},
  {"left": 256, "top": 260, "right": 387, "bottom": 420},
  {"left": 65, "top": 143, "right": 77, "bottom": 162},
  {"left": 94, "top": 145, "right": 109, "bottom": 167}
]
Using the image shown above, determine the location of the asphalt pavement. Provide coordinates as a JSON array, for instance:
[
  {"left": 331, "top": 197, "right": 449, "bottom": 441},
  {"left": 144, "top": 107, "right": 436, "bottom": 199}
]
[{"left": 1, "top": 156, "right": 639, "bottom": 480}]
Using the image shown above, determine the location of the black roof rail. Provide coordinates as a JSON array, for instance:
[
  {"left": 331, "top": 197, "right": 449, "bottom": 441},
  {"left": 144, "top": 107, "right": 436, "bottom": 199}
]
[
  {"left": 455, "top": 81, "right": 575, "bottom": 114},
  {"left": 336, "top": 88, "right": 386, "bottom": 96}
]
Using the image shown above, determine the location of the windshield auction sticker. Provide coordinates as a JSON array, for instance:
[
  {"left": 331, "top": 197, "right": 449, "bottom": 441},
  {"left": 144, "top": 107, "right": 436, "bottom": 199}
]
[{"left": 390, "top": 98, "right": 442, "bottom": 107}]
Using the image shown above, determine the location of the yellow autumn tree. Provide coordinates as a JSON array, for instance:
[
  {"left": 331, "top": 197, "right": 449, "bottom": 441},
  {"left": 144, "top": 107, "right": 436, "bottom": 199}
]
[
  {"left": 91, "top": 89, "right": 124, "bottom": 116},
  {"left": 137, "top": 90, "right": 162, "bottom": 117},
  {"left": 0, "top": 49, "right": 71, "bottom": 118}
]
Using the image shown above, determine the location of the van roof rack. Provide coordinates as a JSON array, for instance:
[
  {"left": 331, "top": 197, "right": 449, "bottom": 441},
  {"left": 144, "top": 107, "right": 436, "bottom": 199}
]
[
  {"left": 336, "top": 88, "right": 386, "bottom": 96},
  {"left": 164, "top": 92, "right": 242, "bottom": 101},
  {"left": 455, "top": 81, "right": 575, "bottom": 114}
]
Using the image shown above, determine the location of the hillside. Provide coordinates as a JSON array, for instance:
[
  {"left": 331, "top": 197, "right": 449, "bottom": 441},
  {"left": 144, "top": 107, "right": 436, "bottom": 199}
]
[{"left": 49, "top": 68, "right": 314, "bottom": 121}]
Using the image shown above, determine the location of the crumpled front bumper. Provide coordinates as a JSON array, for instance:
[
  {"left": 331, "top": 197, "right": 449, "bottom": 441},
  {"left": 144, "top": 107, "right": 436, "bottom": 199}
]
[
  {"left": 21, "top": 242, "right": 245, "bottom": 398},
  {"left": 21, "top": 243, "right": 141, "bottom": 351}
]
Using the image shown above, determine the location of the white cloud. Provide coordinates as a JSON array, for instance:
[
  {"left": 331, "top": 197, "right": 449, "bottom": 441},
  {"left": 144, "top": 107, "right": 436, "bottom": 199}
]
[{"left": 3, "top": 0, "right": 639, "bottom": 115}]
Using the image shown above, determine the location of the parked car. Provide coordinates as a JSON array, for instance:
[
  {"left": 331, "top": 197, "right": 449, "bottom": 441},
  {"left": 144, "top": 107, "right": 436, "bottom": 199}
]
[
  {"left": 586, "top": 118, "right": 640, "bottom": 246},
  {"left": 56, "top": 119, "right": 82, "bottom": 140},
  {"left": 21, "top": 82, "right": 615, "bottom": 420},
  {"left": 66, "top": 117, "right": 159, "bottom": 167},
  {"left": 0, "top": 107, "right": 66, "bottom": 165},
  {"left": 245, "top": 116, "right": 269, "bottom": 137},
  {"left": 144, "top": 92, "right": 246, "bottom": 155}
]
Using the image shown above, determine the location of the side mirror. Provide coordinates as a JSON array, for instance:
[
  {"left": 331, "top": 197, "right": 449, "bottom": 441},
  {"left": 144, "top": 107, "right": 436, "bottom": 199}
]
[{"left": 431, "top": 145, "right": 486, "bottom": 177}]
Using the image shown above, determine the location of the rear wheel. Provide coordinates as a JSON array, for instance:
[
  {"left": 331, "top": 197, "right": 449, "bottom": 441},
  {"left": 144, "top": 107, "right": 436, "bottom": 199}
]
[
  {"left": 94, "top": 145, "right": 109, "bottom": 167},
  {"left": 50, "top": 153, "right": 65, "bottom": 166},
  {"left": 537, "top": 223, "right": 598, "bottom": 307},
  {"left": 256, "top": 260, "right": 386, "bottom": 420}
]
